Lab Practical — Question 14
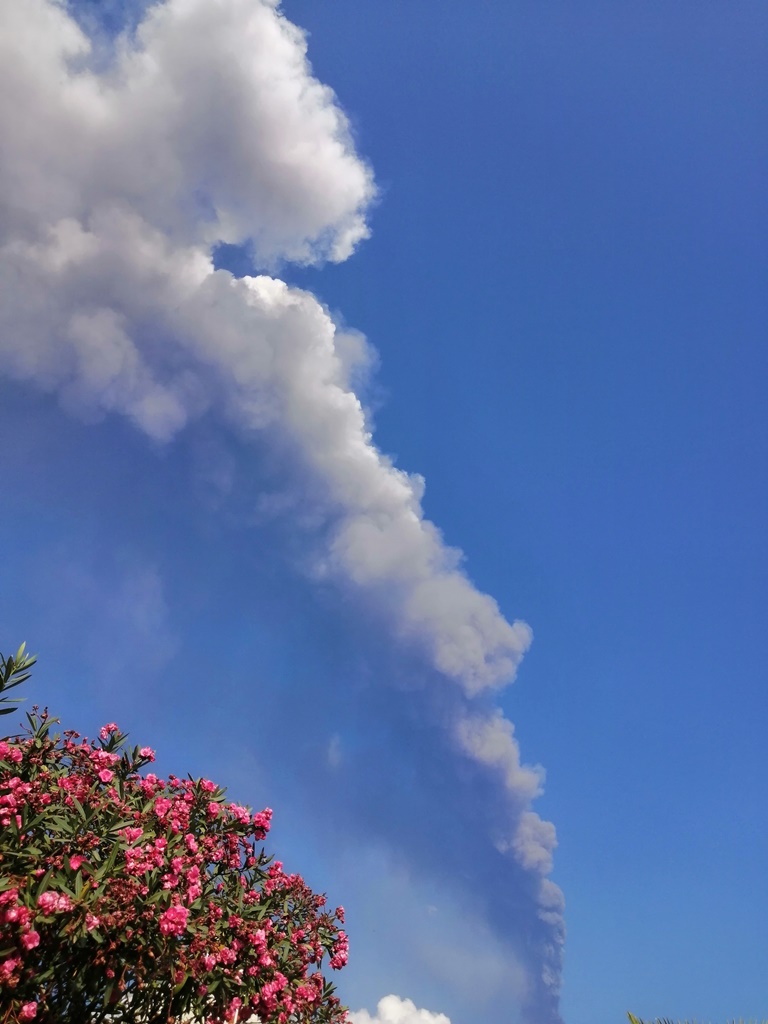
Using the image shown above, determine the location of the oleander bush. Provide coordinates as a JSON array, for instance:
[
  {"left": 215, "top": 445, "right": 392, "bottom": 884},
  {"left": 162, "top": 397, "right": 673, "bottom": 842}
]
[{"left": 0, "top": 645, "right": 349, "bottom": 1024}]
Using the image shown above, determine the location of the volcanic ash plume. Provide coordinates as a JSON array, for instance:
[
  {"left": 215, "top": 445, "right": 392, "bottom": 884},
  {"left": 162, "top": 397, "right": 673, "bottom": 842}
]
[{"left": 0, "top": 1, "right": 564, "bottom": 1018}]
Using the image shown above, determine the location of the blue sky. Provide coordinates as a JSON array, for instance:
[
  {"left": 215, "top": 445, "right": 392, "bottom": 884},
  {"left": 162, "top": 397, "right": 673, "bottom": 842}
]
[{"left": 1, "top": 2, "right": 766, "bottom": 1023}]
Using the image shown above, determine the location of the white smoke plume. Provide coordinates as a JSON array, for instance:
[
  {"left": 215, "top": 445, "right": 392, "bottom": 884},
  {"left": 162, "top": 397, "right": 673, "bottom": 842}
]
[{"left": 0, "top": 1, "right": 564, "bottom": 1019}]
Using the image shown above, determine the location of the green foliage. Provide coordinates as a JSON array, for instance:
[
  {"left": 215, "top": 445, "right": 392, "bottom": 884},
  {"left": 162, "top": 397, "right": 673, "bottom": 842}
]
[
  {"left": 0, "top": 645, "right": 349, "bottom": 1023},
  {"left": 0, "top": 642, "right": 36, "bottom": 716}
]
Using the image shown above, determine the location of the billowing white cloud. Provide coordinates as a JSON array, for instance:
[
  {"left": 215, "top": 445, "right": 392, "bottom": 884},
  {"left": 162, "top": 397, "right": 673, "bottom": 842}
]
[
  {"left": 350, "top": 995, "right": 451, "bottom": 1024},
  {"left": 0, "top": 0, "right": 373, "bottom": 264},
  {"left": 0, "top": 2, "right": 563, "bottom": 1020},
  {"left": 0, "top": 0, "right": 532, "bottom": 695}
]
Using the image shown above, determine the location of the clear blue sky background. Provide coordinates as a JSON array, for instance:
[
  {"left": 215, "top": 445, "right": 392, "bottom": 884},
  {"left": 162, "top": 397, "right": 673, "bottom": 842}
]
[{"left": 1, "top": 2, "right": 766, "bottom": 1022}]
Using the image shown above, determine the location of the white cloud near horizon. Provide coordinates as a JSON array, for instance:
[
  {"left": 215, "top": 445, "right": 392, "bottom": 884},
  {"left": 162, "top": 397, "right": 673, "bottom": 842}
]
[
  {"left": 350, "top": 995, "right": 451, "bottom": 1024},
  {"left": 0, "top": 2, "right": 564, "bottom": 1019}
]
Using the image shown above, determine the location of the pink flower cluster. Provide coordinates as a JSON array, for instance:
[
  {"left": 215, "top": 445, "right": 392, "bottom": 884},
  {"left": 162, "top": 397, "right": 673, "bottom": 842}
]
[
  {"left": 329, "top": 929, "right": 349, "bottom": 971},
  {"left": 0, "top": 739, "right": 22, "bottom": 763},
  {"left": 37, "top": 891, "right": 73, "bottom": 914},
  {"left": 0, "top": 714, "right": 350, "bottom": 1024},
  {"left": 158, "top": 904, "right": 189, "bottom": 936}
]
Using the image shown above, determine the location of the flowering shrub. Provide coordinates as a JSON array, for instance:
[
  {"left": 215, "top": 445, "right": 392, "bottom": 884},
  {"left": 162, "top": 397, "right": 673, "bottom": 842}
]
[{"left": 0, "top": 646, "right": 349, "bottom": 1024}]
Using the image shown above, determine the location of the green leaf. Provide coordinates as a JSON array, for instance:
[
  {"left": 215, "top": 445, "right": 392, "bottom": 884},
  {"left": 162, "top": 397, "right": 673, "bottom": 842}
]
[
  {"left": 94, "top": 839, "right": 121, "bottom": 880},
  {"left": 70, "top": 796, "right": 87, "bottom": 822},
  {"left": 35, "top": 868, "right": 55, "bottom": 899},
  {"left": 173, "top": 971, "right": 191, "bottom": 994},
  {"left": 0, "top": 643, "right": 36, "bottom": 705},
  {"left": 103, "top": 978, "right": 115, "bottom": 1008}
]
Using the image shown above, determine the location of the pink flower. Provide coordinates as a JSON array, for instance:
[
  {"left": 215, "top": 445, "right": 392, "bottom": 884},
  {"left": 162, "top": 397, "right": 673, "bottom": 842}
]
[
  {"left": 139, "top": 746, "right": 155, "bottom": 761},
  {"left": 69, "top": 855, "right": 85, "bottom": 871},
  {"left": 4, "top": 905, "right": 30, "bottom": 926},
  {"left": 330, "top": 929, "right": 349, "bottom": 969},
  {"left": 86, "top": 913, "right": 101, "bottom": 931},
  {"left": 99, "top": 723, "right": 119, "bottom": 741},
  {"left": 252, "top": 808, "right": 272, "bottom": 835},
  {"left": 206, "top": 801, "right": 220, "bottom": 818},
  {"left": 97, "top": 769, "right": 114, "bottom": 784},
  {"left": 154, "top": 797, "right": 172, "bottom": 818},
  {"left": 21, "top": 930, "right": 40, "bottom": 950},
  {"left": 225, "top": 996, "right": 242, "bottom": 1021},
  {"left": 90, "top": 748, "right": 119, "bottom": 768},
  {"left": 200, "top": 779, "right": 217, "bottom": 793},
  {"left": 119, "top": 826, "right": 143, "bottom": 843},
  {"left": 296, "top": 983, "right": 320, "bottom": 1004},
  {"left": 158, "top": 904, "right": 189, "bottom": 937},
  {"left": 0, "top": 958, "right": 19, "bottom": 980},
  {"left": 0, "top": 741, "right": 21, "bottom": 765},
  {"left": 37, "top": 892, "right": 57, "bottom": 913},
  {"left": 19, "top": 1003, "right": 37, "bottom": 1021},
  {"left": 228, "top": 803, "right": 250, "bottom": 825},
  {"left": 38, "top": 891, "right": 73, "bottom": 914}
]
